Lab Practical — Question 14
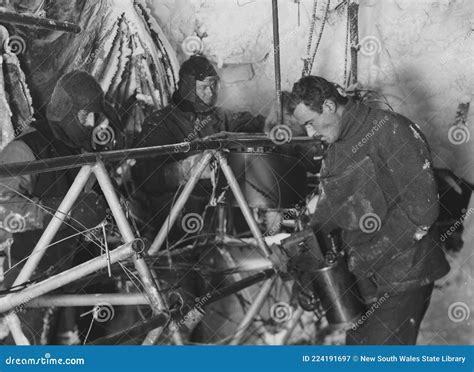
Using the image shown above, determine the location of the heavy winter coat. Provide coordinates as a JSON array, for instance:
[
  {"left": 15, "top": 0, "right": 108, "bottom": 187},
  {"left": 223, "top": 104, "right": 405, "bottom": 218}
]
[{"left": 312, "top": 100, "right": 450, "bottom": 301}]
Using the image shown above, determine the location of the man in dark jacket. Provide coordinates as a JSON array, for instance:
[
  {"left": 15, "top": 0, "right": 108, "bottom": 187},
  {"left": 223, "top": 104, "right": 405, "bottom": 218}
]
[
  {"left": 133, "top": 55, "right": 265, "bottom": 236},
  {"left": 289, "top": 76, "right": 450, "bottom": 345},
  {"left": 0, "top": 70, "right": 114, "bottom": 344}
]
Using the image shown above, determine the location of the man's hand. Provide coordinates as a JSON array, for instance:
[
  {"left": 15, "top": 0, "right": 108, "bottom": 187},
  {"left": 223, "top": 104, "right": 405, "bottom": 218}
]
[{"left": 414, "top": 225, "right": 430, "bottom": 241}]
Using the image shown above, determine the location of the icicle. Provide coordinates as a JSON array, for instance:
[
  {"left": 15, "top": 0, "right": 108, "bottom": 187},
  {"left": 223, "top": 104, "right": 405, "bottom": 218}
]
[
  {"left": 115, "top": 50, "right": 134, "bottom": 105},
  {"left": 107, "top": 19, "right": 132, "bottom": 98},
  {"left": 132, "top": 34, "right": 160, "bottom": 109},
  {"left": 96, "top": 14, "right": 125, "bottom": 92},
  {"left": 134, "top": 0, "right": 179, "bottom": 92},
  {"left": 88, "top": 18, "right": 120, "bottom": 75}
]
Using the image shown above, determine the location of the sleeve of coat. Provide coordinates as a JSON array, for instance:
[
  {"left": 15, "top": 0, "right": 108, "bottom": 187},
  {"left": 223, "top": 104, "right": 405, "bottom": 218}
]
[{"left": 378, "top": 115, "right": 439, "bottom": 228}]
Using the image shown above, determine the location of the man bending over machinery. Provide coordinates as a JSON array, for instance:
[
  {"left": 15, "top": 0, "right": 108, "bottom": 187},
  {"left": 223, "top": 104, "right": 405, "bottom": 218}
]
[{"left": 288, "top": 76, "right": 450, "bottom": 345}]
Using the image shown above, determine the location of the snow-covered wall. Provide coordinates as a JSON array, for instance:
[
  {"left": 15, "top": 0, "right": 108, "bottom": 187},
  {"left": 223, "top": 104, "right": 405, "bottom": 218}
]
[{"left": 147, "top": 0, "right": 473, "bottom": 183}]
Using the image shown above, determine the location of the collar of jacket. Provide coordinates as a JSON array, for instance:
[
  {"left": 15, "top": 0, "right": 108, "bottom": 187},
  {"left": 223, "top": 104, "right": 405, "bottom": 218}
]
[
  {"left": 338, "top": 98, "right": 372, "bottom": 142},
  {"left": 172, "top": 90, "right": 215, "bottom": 114}
]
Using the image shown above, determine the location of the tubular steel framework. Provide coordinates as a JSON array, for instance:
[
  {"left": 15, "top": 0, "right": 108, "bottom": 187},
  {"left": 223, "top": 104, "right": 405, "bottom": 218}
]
[{"left": 0, "top": 139, "right": 317, "bottom": 345}]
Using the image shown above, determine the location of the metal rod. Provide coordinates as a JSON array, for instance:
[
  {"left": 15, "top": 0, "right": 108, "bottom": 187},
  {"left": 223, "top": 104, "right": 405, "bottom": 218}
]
[
  {"left": 4, "top": 165, "right": 92, "bottom": 344},
  {"left": 3, "top": 313, "right": 28, "bottom": 345},
  {"left": 0, "top": 137, "right": 318, "bottom": 178},
  {"left": 280, "top": 306, "right": 304, "bottom": 344},
  {"left": 272, "top": 0, "right": 283, "bottom": 125},
  {"left": 148, "top": 267, "right": 184, "bottom": 345},
  {"left": 148, "top": 151, "right": 214, "bottom": 255},
  {"left": 0, "top": 242, "right": 135, "bottom": 314},
  {"left": 93, "top": 163, "right": 166, "bottom": 312},
  {"left": 217, "top": 152, "right": 272, "bottom": 258},
  {"left": 206, "top": 269, "right": 277, "bottom": 303},
  {"left": 87, "top": 313, "right": 170, "bottom": 345},
  {"left": 25, "top": 293, "right": 149, "bottom": 307},
  {"left": 92, "top": 162, "right": 168, "bottom": 345},
  {"left": 0, "top": 9, "right": 81, "bottom": 33},
  {"left": 229, "top": 277, "right": 277, "bottom": 345},
  {"left": 216, "top": 247, "right": 275, "bottom": 344},
  {"left": 10, "top": 165, "right": 92, "bottom": 287}
]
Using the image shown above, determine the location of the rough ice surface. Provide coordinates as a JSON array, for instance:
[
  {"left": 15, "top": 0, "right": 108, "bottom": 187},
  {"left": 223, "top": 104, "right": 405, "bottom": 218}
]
[{"left": 147, "top": 0, "right": 474, "bottom": 344}]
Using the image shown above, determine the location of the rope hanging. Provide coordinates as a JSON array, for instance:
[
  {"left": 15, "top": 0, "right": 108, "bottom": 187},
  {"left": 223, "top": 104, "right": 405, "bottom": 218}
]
[
  {"left": 347, "top": 0, "right": 359, "bottom": 85},
  {"left": 343, "top": 2, "right": 350, "bottom": 87},
  {"left": 302, "top": 0, "right": 331, "bottom": 77}
]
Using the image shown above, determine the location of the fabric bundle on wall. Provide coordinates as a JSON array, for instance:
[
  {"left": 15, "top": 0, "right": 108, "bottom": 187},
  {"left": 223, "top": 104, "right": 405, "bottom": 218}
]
[
  {"left": 0, "top": 25, "right": 34, "bottom": 150},
  {"left": 9, "top": 0, "right": 179, "bottom": 141}
]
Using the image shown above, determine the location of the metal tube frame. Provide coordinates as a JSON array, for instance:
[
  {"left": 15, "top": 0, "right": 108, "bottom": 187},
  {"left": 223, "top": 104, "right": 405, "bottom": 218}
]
[
  {"left": 0, "top": 242, "right": 136, "bottom": 313},
  {"left": 5, "top": 165, "right": 93, "bottom": 345},
  {"left": 0, "top": 151, "right": 288, "bottom": 345},
  {"left": 25, "top": 294, "right": 149, "bottom": 307},
  {"left": 0, "top": 161, "right": 175, "bottom": 345},
  {"left": 92, "top": 162, "right": 174, "bottom": 345},
  {"left": 148, "top": 151, "right": 215, "bottom": 255},
  {"left": 146, "top": 150, "right": 280, "bottom": 344}
]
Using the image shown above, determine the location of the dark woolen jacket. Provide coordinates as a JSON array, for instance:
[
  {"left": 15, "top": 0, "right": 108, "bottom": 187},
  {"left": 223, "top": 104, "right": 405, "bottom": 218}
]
[{"left": 312, "top": 99, "right": 450, "bottom": 301}]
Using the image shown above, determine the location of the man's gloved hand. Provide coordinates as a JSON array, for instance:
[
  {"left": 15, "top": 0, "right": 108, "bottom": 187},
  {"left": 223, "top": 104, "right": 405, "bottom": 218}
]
[{"left": 414, "top": 225, "right": 430, "bottom": 241}]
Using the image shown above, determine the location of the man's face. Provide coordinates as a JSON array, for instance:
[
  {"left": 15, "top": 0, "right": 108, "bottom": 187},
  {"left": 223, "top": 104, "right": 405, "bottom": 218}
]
[
  {"left": 77, "top": 110, "right": 95, "bottom": 127},
  {"left": 195, "top": 77, "right": 219, "bottom": 107},
  {"left": 293, "top": 100, "right": 342, "bottom": 144}
]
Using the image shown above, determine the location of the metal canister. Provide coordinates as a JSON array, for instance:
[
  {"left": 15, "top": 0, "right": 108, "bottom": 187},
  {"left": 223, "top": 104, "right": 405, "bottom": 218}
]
[
  {"left": 224, "top": 149, "right": 307, "bottom": 209},
  {"left": 312, "top": 256, "right": 365, "bottom": 328}
]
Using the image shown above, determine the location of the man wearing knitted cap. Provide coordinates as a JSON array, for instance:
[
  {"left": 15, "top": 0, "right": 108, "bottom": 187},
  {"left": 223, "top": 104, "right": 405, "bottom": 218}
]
[
  {"left": 133, "top": 55, "right": 265, "bottom": 236},
  {"left": 0, "top": 70, "right": 115, "bottom": 344}
]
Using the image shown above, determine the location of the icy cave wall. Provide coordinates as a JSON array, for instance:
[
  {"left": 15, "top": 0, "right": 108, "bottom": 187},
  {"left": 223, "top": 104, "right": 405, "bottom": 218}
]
[{"left": 147, "top": 0, "right": 474, "bottom": 183}]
